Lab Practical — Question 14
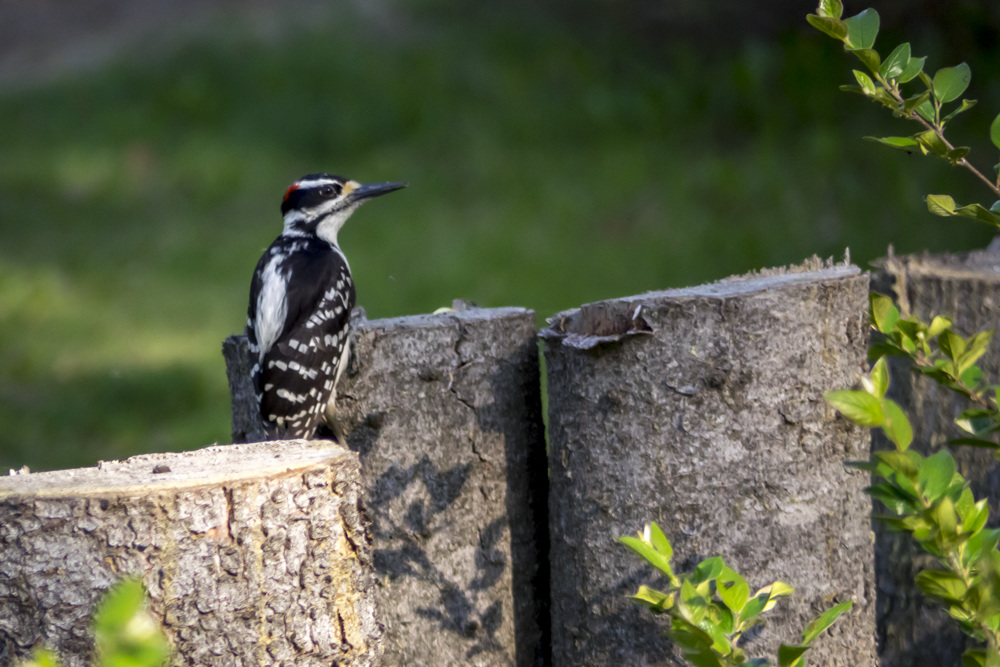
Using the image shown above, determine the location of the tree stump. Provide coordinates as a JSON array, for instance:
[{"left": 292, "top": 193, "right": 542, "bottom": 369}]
[
  {"left": 0, "top": 440, "right": 382, "bottom": 667},
  {"left": 541, "top": 257, "right": 876, "bottom": 666},
  {"left": 224, "top": 305, "right": 548, "bottom": 666},
  {"left": 872, "top": 248, "right": 1000, "bottom": 667}
]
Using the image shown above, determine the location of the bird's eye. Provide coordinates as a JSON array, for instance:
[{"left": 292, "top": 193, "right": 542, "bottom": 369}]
[{"left": 320, "top": 186, "right": 336, "bottom": 196}]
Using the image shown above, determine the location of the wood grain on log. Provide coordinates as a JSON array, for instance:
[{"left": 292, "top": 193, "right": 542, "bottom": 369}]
[
  {"left": 542, "top": 257, "right": 876, "bottom": 666},
  {"left": 0, "top": 440, "right": 382, "bottom": 667}
]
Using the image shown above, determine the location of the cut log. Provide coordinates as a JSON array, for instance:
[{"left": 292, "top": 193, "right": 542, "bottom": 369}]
[
  {"left": 0, "top": 440, "right": 382, "bottom": 667},
  {"left": 872, "top": 248, "right": 1000, "bottom": 667},
  {"left": 541, "top": 257, "right": 876, "bottom": 666},
  {"left": 224, "top": 305, "right": 548, "bottom": 666}
]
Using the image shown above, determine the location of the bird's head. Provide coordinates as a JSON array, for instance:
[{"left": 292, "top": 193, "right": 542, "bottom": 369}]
[{"left": 280, "top": 173, "right": 406, "bottom": 245}]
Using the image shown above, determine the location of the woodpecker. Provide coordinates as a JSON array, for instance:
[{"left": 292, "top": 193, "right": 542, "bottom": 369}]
[{"left": 246, "top": 173, "right": 406, "bottom": 440}]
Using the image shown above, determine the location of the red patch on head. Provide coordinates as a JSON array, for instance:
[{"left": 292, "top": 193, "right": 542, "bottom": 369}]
[{"left": 283, "top": 183, "right": 300, "bottom": 202}]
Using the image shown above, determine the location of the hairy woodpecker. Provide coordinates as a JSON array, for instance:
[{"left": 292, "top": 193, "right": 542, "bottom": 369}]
[{"left": 246, "top": 173, "right": 406, "bottom": 440}]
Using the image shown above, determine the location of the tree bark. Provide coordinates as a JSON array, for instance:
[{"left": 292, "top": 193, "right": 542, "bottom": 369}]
[
  {"left": 541, "top": 257, "right": 876, "bottom": 666},
  {"left": 0, "top": 440, "right": 382, "bottom": 667},
  {"left": 224, "top": 305, "right": 548, "bottom": 666},
  {"left": 872, "top": 248, "right": 1000, "bottom": 667}
]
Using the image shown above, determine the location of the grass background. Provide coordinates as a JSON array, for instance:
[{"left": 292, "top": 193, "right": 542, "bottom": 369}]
[{"left": 2, "top": 1, "right": 999, "bottom": 470}]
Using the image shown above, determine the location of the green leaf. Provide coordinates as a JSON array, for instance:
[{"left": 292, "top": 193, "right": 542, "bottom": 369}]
[
  {"left": 852, "top": 69, "right": 877, "bottom": 95},
  {"left": 936, "top": 495, "right": 959, "bottom": 537},
  {"left": 93, "top": 579, "right": 171, "bottom": 667},
  {"left": 992, "top": 113, "right": 1000, "bottom": 150},
  {"left": 870, "top": 293, "right": 900, "bottom": 333},
  {"left": 757, "top": 581, "right": 794, "bottom": 612},
  {"left": 963, "top": 649, "right": 987, "bottom": 667},
  {"left": 680, "top": 649, "right": 727, "bottom": 667},
  {"left": 718, "top": 567, "right": 750, "bottom": 616},
  {"left": 944, "top": 98, "right": 977, "bottom": 122},
  {"left": 629, "top": 585, "right": 674, "bottom": 612},
  {"left": 916, "top": 569, "right": 968, "bottom": 602},
  {"left": 927, "top": 193, "right": 957, "bottom": 216},
  {"left": 801, "top": 600, "right": 854, "bottom": 644},
  {"left": 807, "top": 14, "right": 849, "bottom": 41},
  {"left": 712, "top": 604, "right": 735, "bottom": 635},
  {"left": 739, "top": 592, "right": 767, "bottom": 625},
  {"left": 851, "top": 49, "right": 882, "bottom": 76},
  {"left": 672, "top": 621, "right": 716, "bottom": 655},
  {"left": 918, "top": 450, "right": 957, "bottom": 502},
  {"left": 965, "top": 529, "right": 1000, "bottom": 564},
  {"left": 778, "top": 644, "right": 810, "bottom": 667},
  {"left": 880, "top": 43, "right": 911, "bottom": 80},
  {"left": 932, "top": 63, "right": 972, "bottom": 104},
  {"left": 620, "top": 535, "right": 675, "bottom": 580},
  {"left": 965, "top": 330, "right": 994, "bottom": 357},
  {"left": 647, "top": 522, "right": 673, "bottom": 560},
  {"left": 960, "top": 364, "right": 983, "bottom": 389},
  {"left": 696, "top": 614, "right": 733, "bottom": 656},
  {"left": 816, "top": 0, "right": 844, "bottom": 19},
  {"left": 825, "top": 390, "right": 884, "bottom": 427},
  {"left": 94, "top": 579, "right": 148, "bottom": 636},
  {"left": 902, "top": 91, "right": 932, "bottom": 114},
  {"left": 954, "top": 407, "right": 993, "bottom": 435},
  {"left": 874, "top": 450, "right": 922, "bottom": 477},
  {"left": 963, "top": 499, "right": 989, "bottom": 535},
  {"left": 844, "top": 8, "right": 880, "bottom": 50},
  {"left": 915, "top": 131, "right": 950, "bottom": 158},
  {"left": 927, "top": 315, "right": 952, "bottom": 338},
  {"left": 870, "top": 357, "right": 890, "bottom": 398},
  {"left": 939, "top": 330, "right": 966, "bottom": 360},
  {"left": 953, "top": 203, "right": 1000, "bottom": 228},
  {"left": 692, "top": 556, "right": 725, "bottom": 584},
  {"left": 949, "top": 437, "right": 1000, "bottom": 450},
  {"left": 916, "top": 99, "right": 935, "bottom": 122},
  {"left": 679, "top": 579, "right": 709, "bottom": 625},
  {"left": 883, "top": 399, "right": 914, "bottom": 450},
  {"left": 865, "top": 136, "right": 919, "bottom": 151},
  {"left": 846, "top": 458, "right": 880, "bottom": 472},
  {"left": 867, "top": 482, "right": 919, "bottom": 514},
  {"left": 898, "top": 55, "right": 927, "bottom": 84}
]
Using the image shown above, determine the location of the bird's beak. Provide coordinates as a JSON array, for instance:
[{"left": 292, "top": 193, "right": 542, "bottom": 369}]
[{"left": 344, "top": 180, "right": 408, "bottom": 202}]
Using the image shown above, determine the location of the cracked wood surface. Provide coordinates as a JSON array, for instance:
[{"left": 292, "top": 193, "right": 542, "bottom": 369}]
[
  {"left": 0, "top": 441, "right": 382, "bottom": 667},
  {"left": 224, "top": 305, "right": 548, "bottom": 666},
  {"left": 543, "top": 257, "right": 877, "bottom": 666}
]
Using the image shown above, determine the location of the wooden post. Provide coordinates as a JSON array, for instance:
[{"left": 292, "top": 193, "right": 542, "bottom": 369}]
[
  {"left": 541, "top": 258, "right": 876, "bottom": 666},
  {"left": 873, "top": 248, "right": 1000, "bottom": 666},
  {"left": 224, "top": 305, "right": 548, "bottom": 666},
  {"left": 0, "top": 441, "right": 382, "bottom": 667}
]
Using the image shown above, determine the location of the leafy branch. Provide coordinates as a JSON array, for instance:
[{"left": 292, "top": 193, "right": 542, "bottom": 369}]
[
  {"left": 866, "top": 292, "right": 1000, "bottom": 450},
  {"left": 826, "top": 298, "right": 1000, "bottom": 665},
  {"left": 808, "top": 0, "right": 1000, "bottom": 227},
  {"left": 619, "top": 523, "right": 852, "bottom": 667}
]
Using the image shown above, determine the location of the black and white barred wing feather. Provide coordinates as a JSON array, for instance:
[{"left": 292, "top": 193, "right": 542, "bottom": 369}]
[{"left": 247, "top": 237, "right": 355, "bottom": 439}]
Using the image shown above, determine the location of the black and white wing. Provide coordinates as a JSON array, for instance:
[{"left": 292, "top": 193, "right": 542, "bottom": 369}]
[{"left": 247, "top": 237, "right": 355, "bottom": 439}]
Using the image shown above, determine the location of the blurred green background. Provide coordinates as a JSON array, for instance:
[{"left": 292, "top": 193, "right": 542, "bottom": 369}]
[{"left": 2, "top": 0, "right": 999, "bottom": 470}]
